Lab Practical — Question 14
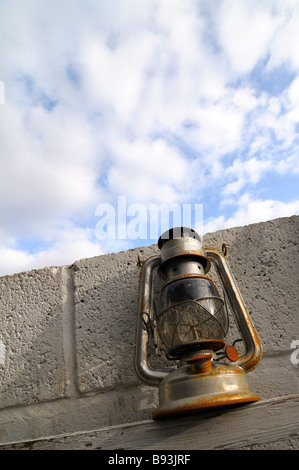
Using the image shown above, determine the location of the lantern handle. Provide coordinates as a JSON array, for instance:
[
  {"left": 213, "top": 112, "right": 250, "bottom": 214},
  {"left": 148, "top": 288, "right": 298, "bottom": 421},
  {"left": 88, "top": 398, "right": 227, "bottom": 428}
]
[
  {"left": 205, "top": 248, "right": 262, "bottom": 372},
  {"left": 135, "top": 255, "right": 173, "bottom": 385}
]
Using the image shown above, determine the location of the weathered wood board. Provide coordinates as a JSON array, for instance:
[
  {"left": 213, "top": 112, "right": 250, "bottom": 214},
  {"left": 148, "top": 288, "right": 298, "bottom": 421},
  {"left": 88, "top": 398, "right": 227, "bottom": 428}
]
[{"left": 1, "top": 394, "right": 298, "bottom": 450}]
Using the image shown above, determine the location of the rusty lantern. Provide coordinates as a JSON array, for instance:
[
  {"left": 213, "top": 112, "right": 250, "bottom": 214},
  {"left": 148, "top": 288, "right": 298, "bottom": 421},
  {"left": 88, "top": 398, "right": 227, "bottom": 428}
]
[{"left": 135, "top": 227, "right": 262, "bottom": 419}]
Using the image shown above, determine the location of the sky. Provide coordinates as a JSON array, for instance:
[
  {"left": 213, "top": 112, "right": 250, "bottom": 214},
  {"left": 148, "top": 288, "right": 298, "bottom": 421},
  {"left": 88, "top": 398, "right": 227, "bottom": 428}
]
[{"left": 0, "top": 0, "right": 299, "bottom": 276}]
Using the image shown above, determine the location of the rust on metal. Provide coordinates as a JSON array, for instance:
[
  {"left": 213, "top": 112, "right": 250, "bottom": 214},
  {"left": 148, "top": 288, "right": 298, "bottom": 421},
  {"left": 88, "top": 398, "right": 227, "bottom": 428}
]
[
  {"left": 186, "top": 353, "right": 213, "bottom": 374},
  {"left": 222, "top": 243, "right": 228, "bottom": 256},
  {"left": 162, "top": 273, "right": 215, "bottom": 287},
  {"left": 194, "top": 339, "right": 225, "bottom": 352},
  {"left": 225, "top": 345, "right": 239, "bottom": 362},
  {"left": 152, "top": 356, "right": 261, "bottom": 420},
  {"left": 140, "top": 301, "right": 146, "bottom": 316},
  {"left": 186, "top": 354, "right": 213, "bottom": 364},
  {"left": 204, "top": 248, "right": 263, "bottom": 373},
  {"left": 153, "top": 393, "right": 260, "bottom": 420},
  {"left": 137, "top": 254, "right": 145, "bottom": 268}
]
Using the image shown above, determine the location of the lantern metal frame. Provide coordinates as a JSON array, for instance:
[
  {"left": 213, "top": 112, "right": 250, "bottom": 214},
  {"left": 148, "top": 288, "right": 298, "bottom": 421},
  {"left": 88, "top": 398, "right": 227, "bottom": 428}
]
[{"left": 135, "top": 228, "right": 262, "bottom": 419}]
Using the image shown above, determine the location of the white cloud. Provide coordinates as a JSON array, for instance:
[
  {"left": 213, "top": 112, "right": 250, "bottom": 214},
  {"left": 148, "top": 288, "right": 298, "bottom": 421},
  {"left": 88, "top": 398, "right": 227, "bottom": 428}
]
[
  {"left": 247, "top": 77, "right": 299, "bottom": 154},
  {"left": 276, "top": 151, "right": 299, "bottom": 175},
  {"left": 216, "top": 0, "right": 280, "bottom": 75},
  {"left": 222, "top": 157, "right": 273, "bottom": 197},
  {"left": 0, "top": 226, "right": 102, "bottom": 276},
  {"left": 267, "top": 0, "right": 299, "bottom": 71},
  {"left": 190, "top": 87, "right": 258, "bottom": 156},
  {"left": 0, "top": 100, "right": 103, "bottom": 241},
  {"left": 204, "top": 196, "right": 299, "bottom": 234},
  {"left": 287, "top": 76, "right": 299, "bottom": 103},
  {"left": 107, "top": 138, "right": 189, "bottom": 204}
]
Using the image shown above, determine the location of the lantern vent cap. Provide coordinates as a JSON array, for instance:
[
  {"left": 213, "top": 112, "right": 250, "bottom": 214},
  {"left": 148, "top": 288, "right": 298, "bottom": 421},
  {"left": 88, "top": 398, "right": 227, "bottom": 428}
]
[
  {"left": 158, "top": 227, "right": 201, "bottom": 249},
  {"left": 157, "top": 227, "right": 211, "bottom": 276}
]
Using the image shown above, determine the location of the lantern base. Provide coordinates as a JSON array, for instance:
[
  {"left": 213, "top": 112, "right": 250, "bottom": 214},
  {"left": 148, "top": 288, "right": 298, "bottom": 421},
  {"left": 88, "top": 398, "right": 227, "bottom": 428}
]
[{"left": 153, "top": 360, "right": 260, "bottom": 420}]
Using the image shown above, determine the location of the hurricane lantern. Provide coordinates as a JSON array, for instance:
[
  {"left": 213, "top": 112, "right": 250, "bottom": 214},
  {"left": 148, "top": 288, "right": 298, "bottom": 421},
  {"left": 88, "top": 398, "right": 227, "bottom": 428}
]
[{"left": 135, "top": 227, "right": 262, "bottom": 419}]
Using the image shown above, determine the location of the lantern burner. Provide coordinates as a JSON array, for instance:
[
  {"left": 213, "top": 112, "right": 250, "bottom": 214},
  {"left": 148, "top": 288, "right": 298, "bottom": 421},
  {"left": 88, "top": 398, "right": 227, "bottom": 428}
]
[{"left": 166, "top": 339, "right": 225, "bottom": 360}]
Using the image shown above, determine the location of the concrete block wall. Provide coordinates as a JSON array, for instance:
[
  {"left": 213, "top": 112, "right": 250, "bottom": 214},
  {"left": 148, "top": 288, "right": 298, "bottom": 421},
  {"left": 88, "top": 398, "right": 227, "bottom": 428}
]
[{"left": 0, "top": 216, "right": 298, "bottom": 445}]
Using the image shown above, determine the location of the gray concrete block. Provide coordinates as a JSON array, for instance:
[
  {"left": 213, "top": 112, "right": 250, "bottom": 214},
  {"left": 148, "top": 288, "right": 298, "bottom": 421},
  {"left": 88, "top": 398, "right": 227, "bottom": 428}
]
[
  {"left": 204, "top": 216, "right": 299, "bottom": 356},
  {"left": 73, "top": 245, "right": 159, "bottom": 393},
  {"left": 204, "top": 216, "right": 299, "bottom": 400},
  {"left": 0, "top": 267, "right": 65, "bottom": 408},
  {"left": 0, "top": 385, "right": 158, "bottom": 444}
]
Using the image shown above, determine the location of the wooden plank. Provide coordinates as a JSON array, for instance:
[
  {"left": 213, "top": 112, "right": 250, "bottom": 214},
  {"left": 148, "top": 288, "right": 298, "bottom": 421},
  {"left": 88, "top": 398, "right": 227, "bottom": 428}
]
[{"left": 1, "top": 394, "right": 298, "bottom": 450}]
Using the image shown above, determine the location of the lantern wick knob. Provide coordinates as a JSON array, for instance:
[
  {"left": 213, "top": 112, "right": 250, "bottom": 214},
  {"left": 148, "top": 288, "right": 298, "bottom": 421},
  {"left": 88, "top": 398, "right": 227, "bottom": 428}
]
[{"left": 186, "top": 353, "right": 213, "bottom": 374}]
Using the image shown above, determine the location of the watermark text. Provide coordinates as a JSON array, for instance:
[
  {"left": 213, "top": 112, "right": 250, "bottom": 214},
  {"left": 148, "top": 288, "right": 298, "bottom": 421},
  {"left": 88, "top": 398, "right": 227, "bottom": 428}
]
[
  {"left": 95, "top": 196, "right": 203, "bottom": 241},
  {"left": 0, "top": 341, "right": 5, "bottom": 365},
  {"left": 290, "top": 340, "right": 299, "bottom": 365}
]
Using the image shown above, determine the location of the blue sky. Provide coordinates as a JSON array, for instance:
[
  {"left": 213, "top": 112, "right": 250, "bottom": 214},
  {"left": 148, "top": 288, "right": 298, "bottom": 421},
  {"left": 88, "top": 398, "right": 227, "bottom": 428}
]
[{"left": 0, "top": 0, "right": 299, "bottom": 276}]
